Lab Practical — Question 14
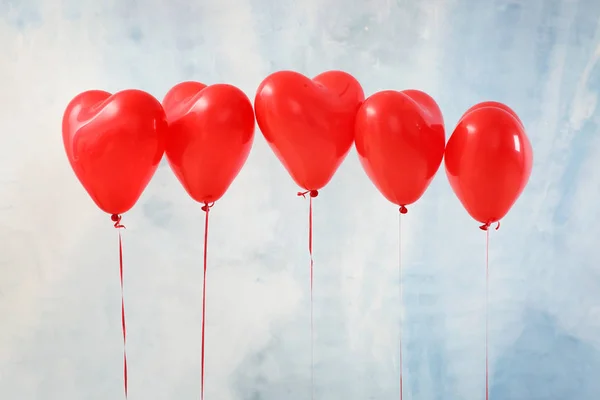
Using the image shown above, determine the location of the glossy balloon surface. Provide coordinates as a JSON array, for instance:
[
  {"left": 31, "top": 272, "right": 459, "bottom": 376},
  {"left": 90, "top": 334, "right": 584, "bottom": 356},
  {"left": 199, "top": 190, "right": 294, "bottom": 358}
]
[
  {"left": 255, "top": 70, "right": 364, "bottom": 191},
  {"left": 355, "top": 90, "right": 445, "bottom": 207},
  {"left": 163, "top": 82, "right": 255, "bottom": 203},
  {"left": 62, "top": 89, "right": 167, "bottom": 215},
  {"left": 445, "top": 106, "right": 533, "bottom": 224}
]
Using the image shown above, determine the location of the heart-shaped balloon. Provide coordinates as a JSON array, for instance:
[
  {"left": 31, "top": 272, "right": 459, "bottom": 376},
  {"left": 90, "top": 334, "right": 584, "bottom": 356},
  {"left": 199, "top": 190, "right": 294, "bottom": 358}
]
[
  {"left": 162, "top": 82, "right": 255, "bottom": 204},
  {"left": 445, "top": 104, "right": 533, "bottom": 228},
  {"left": 254, "top": 70, "right": 364, "bottom": 191},
  {"left": 354, "top": 90, "right": 446, "bottom": 210},
  {"left": 62, "top": 89, "right": 167, "bottom": 215}
]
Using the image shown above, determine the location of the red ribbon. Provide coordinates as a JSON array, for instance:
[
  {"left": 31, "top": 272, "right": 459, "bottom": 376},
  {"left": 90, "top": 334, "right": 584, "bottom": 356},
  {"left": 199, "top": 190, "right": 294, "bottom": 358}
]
[
  {"left": 200, "top": 202, "right": 214, "bottom": 400},
  {"left": 398, "top": 208, "right": 405, "bottom": 400},
  {"left": 110, "top": 214, "right": 128, "bottom": 398},
  {"left": 298, "top": 190, "right": 318, "bottom": 399},
  {"left": 485, "top": 229, "right": 490, "bottom": 400},
  {"left": 480, "top": 220, "right": 498, "bottom": 399}
]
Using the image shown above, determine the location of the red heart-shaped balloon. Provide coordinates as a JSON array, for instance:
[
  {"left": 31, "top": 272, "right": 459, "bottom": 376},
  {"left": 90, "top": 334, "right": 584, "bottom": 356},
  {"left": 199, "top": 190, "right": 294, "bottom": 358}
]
[
  {"left": 445, "top": 105, "right": 533, "bottom": 227},
  {"left": 162, "top": 82, "right": 255, "bottom": 204},
  {"left": 354, "top": 90, "right": 446, "bottom": 208},
  {"left": 254, "top": 70, "right": 364, "bottom": 191},
  {"left": 62, "top": 89, "right": 167, "bottom": 215}
]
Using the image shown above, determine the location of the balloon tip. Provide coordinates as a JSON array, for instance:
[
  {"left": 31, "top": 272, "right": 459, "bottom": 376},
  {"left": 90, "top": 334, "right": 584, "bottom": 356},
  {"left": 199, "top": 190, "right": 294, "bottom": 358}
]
[{"left": 399, "top": 205, "right": 408, "bottom": 214}]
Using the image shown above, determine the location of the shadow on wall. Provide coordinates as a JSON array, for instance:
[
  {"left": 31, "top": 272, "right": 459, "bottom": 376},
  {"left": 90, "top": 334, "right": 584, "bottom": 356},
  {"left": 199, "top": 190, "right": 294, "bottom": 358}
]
[
  {"left": 493, "top": 309, "right": 600, "bottom": 400},
  {"left": 231, "top": 314, "right": 357, "bottom": 400},
  {"left": 233, "top": 308, "right": 600, "bottom": 400}
]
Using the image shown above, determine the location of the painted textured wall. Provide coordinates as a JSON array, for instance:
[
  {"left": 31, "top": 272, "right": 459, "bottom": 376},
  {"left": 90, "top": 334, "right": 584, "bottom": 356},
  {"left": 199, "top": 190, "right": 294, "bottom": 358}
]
[{"left": 1, "top": 0, "right": 599, "bottom": 399}]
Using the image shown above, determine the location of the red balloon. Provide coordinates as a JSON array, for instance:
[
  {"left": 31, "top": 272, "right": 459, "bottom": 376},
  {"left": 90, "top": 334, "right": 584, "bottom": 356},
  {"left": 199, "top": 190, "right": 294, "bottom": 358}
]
[
  {"left": 444, "top": 105, "right": 533, "bottom": 227},
  {"left": 354, "top": 90, "right": 446, "bottom": 210},
  {"left": 254, "top": 70, "right": 364, "bottom": 191},
  {"left": 62, "top": 89, "right": 167, "bottom": 215},
  {"left": 162, "top": 82, "right": 255, "bottom": 204}
]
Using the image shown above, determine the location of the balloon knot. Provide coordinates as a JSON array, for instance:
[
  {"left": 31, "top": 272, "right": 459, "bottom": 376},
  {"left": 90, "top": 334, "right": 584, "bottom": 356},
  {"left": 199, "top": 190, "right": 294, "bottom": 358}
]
[
  {"left": 399, "top": 205, "right": 408, "bottom": 214},
  {"left": 297, "top": 190, "right": 319, "bottom": 199},
  {"left": 201, "top": 202, "right": 215, "bottom": 212},
  {"left": 479, "top": 221, "right": 500, "bottom": 231},
  {"left": 111, "top": 214, "right": 125, "bottom": 229}
]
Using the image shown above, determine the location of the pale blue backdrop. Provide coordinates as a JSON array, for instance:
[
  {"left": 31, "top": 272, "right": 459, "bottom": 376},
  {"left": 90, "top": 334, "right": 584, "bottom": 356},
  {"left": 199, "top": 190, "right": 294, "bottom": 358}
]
[{"left": 1, "top": 0, "right": 599, "bottom": 399}]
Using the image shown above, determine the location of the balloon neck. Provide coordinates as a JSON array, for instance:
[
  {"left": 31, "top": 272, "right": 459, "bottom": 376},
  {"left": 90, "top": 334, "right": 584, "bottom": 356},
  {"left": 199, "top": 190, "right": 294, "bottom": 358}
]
[{"left": 399, "top": 205, "right": 408, "bottom": 214}]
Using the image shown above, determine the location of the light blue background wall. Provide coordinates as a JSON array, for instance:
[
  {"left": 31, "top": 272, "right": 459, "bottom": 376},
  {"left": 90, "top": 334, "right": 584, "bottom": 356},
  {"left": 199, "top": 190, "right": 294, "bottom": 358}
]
[{"left": 1, "top": 0, "right": 599, "bottom": 399}]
